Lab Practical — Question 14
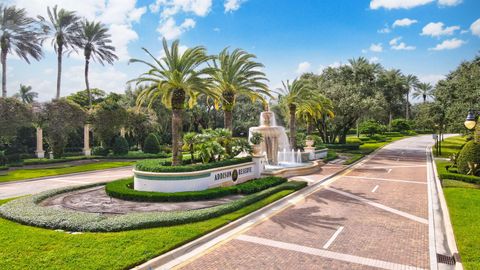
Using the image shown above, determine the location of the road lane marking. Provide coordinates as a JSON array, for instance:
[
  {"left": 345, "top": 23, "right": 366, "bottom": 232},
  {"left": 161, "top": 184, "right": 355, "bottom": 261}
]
[
  {"left": 323, "top": 226, "right": 344, "bottom": 249},
  {"left": 362, "top": 165, "right": 426, "bottom": 169},
  {"left": 341, "top": 175, "right": 426, "bottom": 185},
  {"left": 371, "top": 185, "right": 379, "bottom": 193},
  {"left": 237, "top": 235, "right": 425, "bottom": 270},
  {"left": 325, "top": 187, "right": 428, "bottom": 225},
  {"left": 387, "top": 169, "right": 392, "bottom": 174}
]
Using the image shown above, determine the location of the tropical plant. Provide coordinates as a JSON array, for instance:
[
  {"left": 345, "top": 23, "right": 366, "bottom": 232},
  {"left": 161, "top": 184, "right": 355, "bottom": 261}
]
[
  {"left": 0, "top": 4, "right": 42, "bottom": 97},
  {"left": 14, "top": 84, "right": 37, "bottom": 104},
  {"left": 131, "top": 38, "right": 216, "bottom": 165},
  {"left": 377, "top": 69, "right": 406, "bottom": 127},
  {"left": 196, "top": 140, "right": 225, "bottom": 163},
  {"left": 249, "top": 132, "right": 263, "bottom": 145},
  {"left": 37, "top": 5, "right": 82, "bottom": 99},
  {"left": 295, "top": 92, "right": 334, "bottom": 134},
  {"left": 91, "top": 98, "right": 128, "bottom": 148},
  {"left": 183, "top": 132, "right": 198, "bottom": 163},
  {"left": 413, "top": 82, "right": 434, "bottom": 103},
  {"left": 404, "top": 74, "right": 419, "bottom": 119},
  {"left": 67, "top": 88, "right": 106, "bottom": 108},
  {"left": 210, "top": 48, "right": 270, "bottom": 130},
  {"left": 143, "top": 133, "right": 160, "bottom": 154},
  {"left": 112, "top": 136, "right": 129, "bottom": 155},
  {"left": 277, "top": 79, "right": 311, "bottom": 148},
  {"left": 78, "top": 20, "right": 117, "bottom": 108}
]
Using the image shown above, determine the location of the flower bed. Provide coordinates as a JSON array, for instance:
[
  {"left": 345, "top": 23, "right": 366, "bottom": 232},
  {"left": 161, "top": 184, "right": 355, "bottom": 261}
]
[
  {"left": 106, "top": 177, "right": 287, "bottom": 202},
  {"left": 0, "top": 180, "right": 306, "bottom": 232}
]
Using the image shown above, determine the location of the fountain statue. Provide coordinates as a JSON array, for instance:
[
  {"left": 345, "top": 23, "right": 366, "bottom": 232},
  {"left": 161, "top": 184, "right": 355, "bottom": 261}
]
[{"left": 249, "top": 109, "right": 290, "bottom": 165}]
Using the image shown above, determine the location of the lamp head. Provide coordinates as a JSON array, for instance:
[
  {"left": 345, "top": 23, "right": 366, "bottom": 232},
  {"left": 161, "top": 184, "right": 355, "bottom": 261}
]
[{"left": 464, "top": 111, "right": 477, "bottom": 130}]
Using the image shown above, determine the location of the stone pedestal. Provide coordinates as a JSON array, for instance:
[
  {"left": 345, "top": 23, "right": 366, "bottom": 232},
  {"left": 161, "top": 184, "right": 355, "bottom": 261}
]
[
  {"left": 120, "top": 127, "right": 126, "bottom": 138},
  {"left": 83, "top": 124, "right": 91, "bottom": 157},
  {"left": 35, "top": 127, "right": 45, "bottom": 158},
  {"left": 252, "top": 154, "right": 266, "bottom": 178},
  {"left": 304, "top": 146, "right": 316, "bottom": 160}
]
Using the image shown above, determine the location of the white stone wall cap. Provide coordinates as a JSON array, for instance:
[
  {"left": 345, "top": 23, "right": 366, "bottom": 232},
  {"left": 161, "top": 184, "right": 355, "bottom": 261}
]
[{"left": 133, "top": 161, "right": 256, "bottom": 177}]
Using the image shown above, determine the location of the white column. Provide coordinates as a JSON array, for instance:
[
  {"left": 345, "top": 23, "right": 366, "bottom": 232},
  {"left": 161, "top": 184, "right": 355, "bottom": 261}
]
[
  {"left": 252, "top": 154, "right": 266, "bottom": 178},
  {"left": 120, "top": 127, "right": 126, "bottom": 138},
  {"left": 83, "top": 124, "right": 91, "bottom": 156},
  {"left": 35, "top": 127, "right": 45, "bottom": 158}
]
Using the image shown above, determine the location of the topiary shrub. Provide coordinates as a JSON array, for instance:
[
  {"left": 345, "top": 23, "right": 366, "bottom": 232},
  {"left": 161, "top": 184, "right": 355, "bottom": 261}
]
[
  {"left": 112, "top": 136, "right": 129, "bottom": 155},
  {"left": 92, "top": 146, "right": 110, "bottom": 156},
  {"left": 456, "top": 140, "right": 480, "bottom": 175},
  {"left": 143, "top": 133, "right": 160, "bottom": 154}
]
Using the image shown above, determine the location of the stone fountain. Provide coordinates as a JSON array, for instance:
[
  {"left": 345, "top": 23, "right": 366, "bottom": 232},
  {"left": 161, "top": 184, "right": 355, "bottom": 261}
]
[{"left": 248, "top": 110, "right": 290, "bottom": 165}]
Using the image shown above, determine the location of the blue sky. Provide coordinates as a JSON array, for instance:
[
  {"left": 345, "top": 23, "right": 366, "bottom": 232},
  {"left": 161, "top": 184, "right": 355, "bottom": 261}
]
[{"left": 4, "top": 0, "right": 480, "bottom": 101}]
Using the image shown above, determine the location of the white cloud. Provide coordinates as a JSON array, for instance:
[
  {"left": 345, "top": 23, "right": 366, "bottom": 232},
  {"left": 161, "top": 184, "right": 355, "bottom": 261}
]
[
  {"left": 369, "top": 56, "right": 380, "bottom": 63},
  {"left": 389, "top": 37, "right": 416, "bottom": 50},
  {"left": 438, "top": 0, "right": 462, "bottom": 6},
  {"left": 370, "top": 0, "right": 434, "bottom": 9},
  {"left": 224, "top": 0, "right": 245, "bottom": 12},
  {"left": 378, "top": 24, "right": 391, "bottom": 34},
  {"left": 317, "top": 61, "right": 341, "bottom": 74},
  {"left": 213, "top": 27, "right": 220, "bottom": 32},
  {"left": 369, "top": 43, "right": 383, "bottom": 52},
  {"left": 296, "top": 61, "right": 311, "bottom": 74},
  {"left": 418, "top": 74, "right": 445, "bottom": 85},
  {"left": 157, "top": 17, "right": 196, "bottom": 40},
  {"left": 393, "top": 18, "right": 418, "bottom": 27},
  {"left": 149, "top": 0, "right": 212, "bottom": 17},
  {"left": 429, "top": 38, "right": 465, "bottom": 50},
  {"left": 9, "top": 0, "right": 145, "bottom": 60},
  {"left": 421, "top": 22, "right": 460, "bottom": 37},
  {"left": 471, "top": 18, "right": 480, "bottom": 37}
]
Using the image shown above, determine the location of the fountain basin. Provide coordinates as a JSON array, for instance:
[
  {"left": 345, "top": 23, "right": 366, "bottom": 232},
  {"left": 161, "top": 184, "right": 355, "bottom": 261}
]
[{"left": 261, "top": 160, "right": 324, "bottom": 178}]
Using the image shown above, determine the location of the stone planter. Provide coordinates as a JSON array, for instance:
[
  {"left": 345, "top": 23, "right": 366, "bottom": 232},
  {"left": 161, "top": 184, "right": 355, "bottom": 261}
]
[
  {"left": 252, "top": 144, "right": 262, "bottom": 155},
  {"left": 305, "top": 140, "right": 314, "bottom": 147}
]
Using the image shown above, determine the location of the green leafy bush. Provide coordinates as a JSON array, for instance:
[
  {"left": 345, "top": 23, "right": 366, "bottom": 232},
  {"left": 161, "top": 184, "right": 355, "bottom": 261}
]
[
  {"left": 92, "top": 146, "right": 109, "bottom": 156},
  {"left": 136, "top": 157, "right": 252, "bottom": 173},
  {"left": 391, "top": 118, "right": 412, "bottom": 132},
  {"left": 112, "top": 136, "right": 129, "bottom": 155},
  {"left": 456, "top": 141, "right": 480, "bottom": 175},
  {"left": 143, "top": 133, "right": 161, "bottom": 154},
  {"left": 370, "top": 134, "right": 387, "bottom": 142},
  {"left": 383, "top": 131, "right": 402, "bottom": 137},
  {"left": 321, "top": 143, "right": 360, "bottom": 151},
  {"left": 359, "top": 120, "right": 386, "bottom": 137},
  {"left": 105, "top": 177, "right": 287, "bottom": 202},
  {"left": 437, "top": 160, "right": 480, "bottom": 184},
  {"left": 0, "top": 180, "right": 306, "bottom": 232}
]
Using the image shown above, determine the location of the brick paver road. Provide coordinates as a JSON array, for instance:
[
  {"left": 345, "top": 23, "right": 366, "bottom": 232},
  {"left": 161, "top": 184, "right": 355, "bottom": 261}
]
[{"left": 178, "top": 136, "right": 436, "bottom": 270}]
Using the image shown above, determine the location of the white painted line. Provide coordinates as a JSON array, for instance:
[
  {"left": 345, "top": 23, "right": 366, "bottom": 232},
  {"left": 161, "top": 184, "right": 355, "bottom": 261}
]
[
  {"left": 363, "top": 165, "right": 426, "bottom": 169},
  {"left": 325, "top": 187, "right": 428, "bottom": 225},
  {"left": 237, "top": 235, "right": 425, "bottom": 270},
  {"left": 49, "top": 179, "right": 90, "bottom": 184},
  {"left": 341, "top": 175, "right": 426, "bottom": 185},
  {"left": 387, "top": 169, "right": 392, "bottom": 174},
  {"left": 371, "top": 185, "right": 379, "bottom": 193},
  {"left": 323, "top": 226, "right": 344, "bottom": 249}
]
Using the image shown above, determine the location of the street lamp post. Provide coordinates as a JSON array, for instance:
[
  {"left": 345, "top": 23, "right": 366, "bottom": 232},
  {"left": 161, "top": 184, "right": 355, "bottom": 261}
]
[{"left": 464, "top": 110, "right": 480, "bottom": 142}]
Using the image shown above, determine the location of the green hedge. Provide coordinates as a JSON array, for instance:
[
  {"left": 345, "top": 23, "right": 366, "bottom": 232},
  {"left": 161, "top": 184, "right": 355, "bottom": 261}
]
[
  {"left": 106, "top": 177, "right": 287, "bottom": 202},
  {"left": 0, "top": 180, "right": 306, "bottom": 232},
  {"left": 136, "top": 157, "right": 253, "bottom": 173},
  {"left": 437, "top": 160, "right": 480, "bottom": 185},
  {"left": 319, "top": 143, "right": 360, "bottom": 151}
]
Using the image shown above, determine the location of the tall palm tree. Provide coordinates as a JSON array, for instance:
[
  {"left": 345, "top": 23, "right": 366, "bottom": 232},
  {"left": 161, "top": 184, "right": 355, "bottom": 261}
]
[
  {"left": 0, "top": 4, "right": 42, "bottom": 97},
  {"left": 405, "top": 74, "right": 419, "bottom": 119},
  {"left": 14, "top": 84, "right": 37, "bottom": 103},
  {"left": 78, "top": 20, "right": 118, "bottom": 108},
  {"left": 210, "top": 48, "right": 270, "bottom": 130},
  {"left": 37, "top": 5, "right": 82, "bottom": 99},
  {"left": 277, "top": 79, "right": 311, "bottom": 148},
  {"left": 413, "top": 82, "right": 434, "bottom": 103},
  {"left": 296, "top": 92, "right": 334, "bottom": 134},
  {"left": 130, "top": 39, "right": 216, "bottom": 165}
]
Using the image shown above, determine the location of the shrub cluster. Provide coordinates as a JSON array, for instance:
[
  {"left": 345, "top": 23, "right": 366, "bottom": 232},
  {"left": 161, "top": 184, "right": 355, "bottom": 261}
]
[
  {"left": 112, "top": 136, "right": 129, "bottom": 155},
  {"left": 143, "top": 133, "right": 161, "bottom": 154},
  {"left": 136, "top": 157, "right": 252, "bottom": 173},
  {"left": 318, "top": 143, "right": 360, "bottom": 151},
  {"left": 0, "top": 180, "right": 306, "bottom": 232},
  {"left": 106, "top": 177, "right": 287, "bottom": 202},
  {"left": 456, "top": 140, "right": 480, "bottom": 175},
  {"left": 437, "top": 161, "right": 480, "bottom": 185}
]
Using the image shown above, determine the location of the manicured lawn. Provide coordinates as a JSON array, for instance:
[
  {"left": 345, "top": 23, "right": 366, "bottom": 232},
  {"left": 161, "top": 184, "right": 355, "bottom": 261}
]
[
  {"left": 0, "top": 189, "right": 294, "bottom": 270},
  {"left": 444, "top": 187, "right": 480, "bottom": 270},
  {"left": 438, "top": 135, "right": 467, "bottom": 158},
  {"left": 0, "top": 161, "right": 135, "bottom": 183}
]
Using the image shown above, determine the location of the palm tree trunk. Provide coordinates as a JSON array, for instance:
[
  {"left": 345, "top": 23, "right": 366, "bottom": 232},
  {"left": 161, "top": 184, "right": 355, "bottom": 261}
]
[
  {"left": 84, "top": 55, "right": 91, "bottom": 108},
  {"left": 423, "top": 94, "right": 426, "bottom": 104},
  {"left": 289, "top": 103, "right": 296, "bottom": 149},
  {"left": 172, "top": 108, "right": 183, "bottom": 166},
  {"left": 388, "top": 111, "right": 393, "bottom": 130},
  {"left": 406, "top": 91, "right": 409, "bottom": 120},
  {"left": 1, "top": 49, "right": 6, "bottom": 98},
  {"left": 224, "top": 109, "right": 233, "bottom": 130},
  {"left": 56, "top": 45, "right": 63, "bottom": 99}
]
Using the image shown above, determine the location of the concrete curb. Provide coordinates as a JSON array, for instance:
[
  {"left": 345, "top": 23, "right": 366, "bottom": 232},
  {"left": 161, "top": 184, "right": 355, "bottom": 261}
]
[
  {"left": 0, "top": 165, "right": 133, "bottom": 186},
  {"left": 131, "top": 141, "right": 389, "bottom": 270},
  {"left": 429, "top": 148, "right": 463, "bottom": 270}
]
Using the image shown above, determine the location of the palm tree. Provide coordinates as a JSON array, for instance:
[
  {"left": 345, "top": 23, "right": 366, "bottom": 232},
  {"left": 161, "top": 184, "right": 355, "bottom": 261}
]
[
  {"left": 0, "top": 5, "right": 42, "bottom": 97},
  {"left": 210, "top": 48, "right": 270, "bottom": 130},
  {"left": 14, "top": 84, "right": 37, "bottom": 103},
  {"left": 404, "top": 74, "right": 419, "bottom": 120},
  {"left": 277, "top": 79, "right": 311, "bottom": 148},
  {"left": 413, "top": 82, "right": 434, "bottom": 103},
  {"left": 296, "top": 93, "right": 334, "bottom": 134},
  {"left": 130, "top": 39, "right": 216, "bottom": 165},
  {"left": 378, "top": 69, "right": 406, "bottom": 127},
  {"left": 37, "top": 5, "right": 82, "bottom": 99},
  {"left": 78, "top": 20, "right": 117, "bottom": 108}
]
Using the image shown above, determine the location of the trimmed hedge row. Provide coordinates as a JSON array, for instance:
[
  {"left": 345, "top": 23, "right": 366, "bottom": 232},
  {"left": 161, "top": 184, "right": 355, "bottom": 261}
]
[
  {"left": 106, "top": 177, "right": 287, "bottom": 202},
  {"left": 318, "top": 143, "right": 360, "bottom": 151},
  {"left": 0, "top": 180, "right": 306, "bottom": 232},
  {"left": 136, "top": 157, "right": 253, "bottom": 173},
  {"left": 437, "top": 161, "right": 480, "bottom": 185}
]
